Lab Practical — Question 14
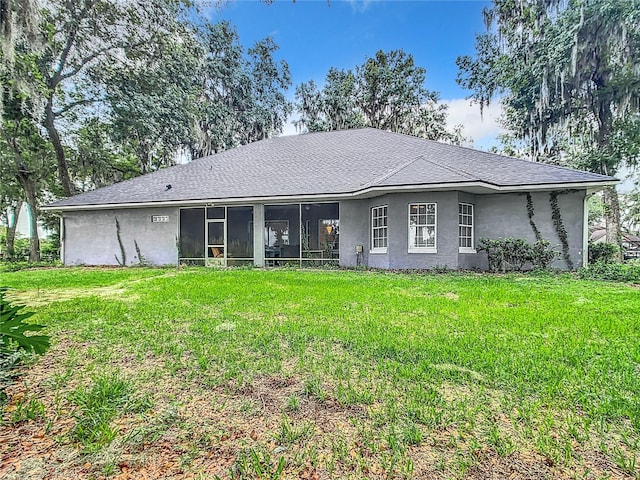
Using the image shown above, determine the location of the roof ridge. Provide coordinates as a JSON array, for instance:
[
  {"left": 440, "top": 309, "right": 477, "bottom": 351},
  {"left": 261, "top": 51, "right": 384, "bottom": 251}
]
[
  {"left": 416, "top": 156, "right": 480, "bottom": 183},
  {"left": 360, "top": 155, "right": 425, "bottom": 188}
]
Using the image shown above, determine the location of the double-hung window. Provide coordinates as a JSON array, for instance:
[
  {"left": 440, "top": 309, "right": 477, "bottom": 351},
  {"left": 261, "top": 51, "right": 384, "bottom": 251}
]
[
  {"left": 459, "top": 203, "right": 475, "bottom": 252},
  {"left": 408, "top": 203, "right": 437, "bottom": 253},
  {"left": 371, "top": 205, "right": 388, "bottom": 253}
]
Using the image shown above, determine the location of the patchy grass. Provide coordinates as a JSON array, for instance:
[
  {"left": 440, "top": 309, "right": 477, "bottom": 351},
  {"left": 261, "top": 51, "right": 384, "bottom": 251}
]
[{"left": 0, "top": 267, "right": 639, "bottom": 479}]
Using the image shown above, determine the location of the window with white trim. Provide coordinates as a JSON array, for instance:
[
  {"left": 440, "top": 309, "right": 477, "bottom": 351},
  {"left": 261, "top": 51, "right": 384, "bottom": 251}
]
[
  {"left": 408, "top": 203, "right": 437, "bottom": 252},
  {"left": 459, "top": 203, "right": 474, "bottom": 251},
  {"left": 371, "top": 205, "right": 388, "bottom": 252}
]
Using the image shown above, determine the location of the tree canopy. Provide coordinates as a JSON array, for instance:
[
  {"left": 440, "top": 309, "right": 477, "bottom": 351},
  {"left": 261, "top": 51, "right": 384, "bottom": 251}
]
[
  {"left": 457, "top": 0, "right": 640, "bottom": 245},
  {"left": 0, "top": 0, "right": 292, "bottom": 260},
  {"left": 295, "top": 49, "right": 463, "bottom": 143}
]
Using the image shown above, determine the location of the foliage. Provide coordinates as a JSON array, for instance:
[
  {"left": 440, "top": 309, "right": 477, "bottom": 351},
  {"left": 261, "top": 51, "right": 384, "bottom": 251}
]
[
  {"left": 549, "top": 191, "right": 573, "bottom": 269},
  {"left": 620, "top": 190, "right": 640, "bottom": 234},
  {"left": 588, "top": 194, "right": 604, "bottom": 228},
  {"left": 477, "top": 237, "right": 558, "bottom": 272},
  {"left": 458, "top": 0, "right": 640, "bottom": 245},
  {"left": 588, "top": 242, "right": 621, "bottom": 265},
  {"left": 69, "top": 374, "right": 141, "bottom": 451},
  {"left": 524, "top": 192, "right": 541, "bottom": 241},
  {"left": 0, "top": 287, "right": 49, "bottom": 355},
  {"left": 578, "top": 262, "right": 640, "bottom": 283},
  {"left": 0, "top": 286, "right": 50, "bottom": 404},
  {"left": 189, "top": 21, "right": 292, "bottom": 158},
  {"left": 295, "top": 49, "right": 463, "bottom": 143}
]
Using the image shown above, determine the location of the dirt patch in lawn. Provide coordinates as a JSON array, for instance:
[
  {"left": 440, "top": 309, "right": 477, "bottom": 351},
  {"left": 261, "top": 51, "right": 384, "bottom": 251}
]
[{"left": 0, "top": 334, "right": 636, "bottom": 480}]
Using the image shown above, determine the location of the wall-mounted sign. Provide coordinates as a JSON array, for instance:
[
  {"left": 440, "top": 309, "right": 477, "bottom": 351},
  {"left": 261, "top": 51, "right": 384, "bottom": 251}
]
[{"left": 151, "top": 215, "right": 169, "bottom": 223}]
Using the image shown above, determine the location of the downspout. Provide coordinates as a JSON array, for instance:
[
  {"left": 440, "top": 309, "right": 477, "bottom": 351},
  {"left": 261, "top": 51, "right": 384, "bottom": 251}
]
[
  {"left": 583, "top": 190, "right": 594, "bottom": 268},
  {"left": 60, "top": 215, "right": 65, "bottom": 265}
]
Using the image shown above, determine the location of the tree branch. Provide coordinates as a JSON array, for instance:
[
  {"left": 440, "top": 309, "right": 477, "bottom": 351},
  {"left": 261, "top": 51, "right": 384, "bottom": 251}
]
[{"left": 53, "top": 98, "right": 101, "bottom": 117}]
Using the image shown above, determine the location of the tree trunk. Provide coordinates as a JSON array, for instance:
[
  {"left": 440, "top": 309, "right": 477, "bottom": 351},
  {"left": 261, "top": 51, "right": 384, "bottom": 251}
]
[
  {"left": 44, "top": 96, "right": 75, "bottom": 197},
  {"left": 4, "top": 200, "right": 22, "bottom": 260},
  {"left": 602, "top": 185, "right": 623, "bottom": 260},
  {"left": 16, "top": 170, "right": 40, "bottom": 262}
]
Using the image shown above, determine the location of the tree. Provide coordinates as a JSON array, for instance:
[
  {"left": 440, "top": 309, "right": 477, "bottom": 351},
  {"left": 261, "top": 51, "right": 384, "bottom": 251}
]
[
  {"left": 0, "top": 0, "right": 41, "bottom": 119},
  {"left": 0, "top": 86, "right": 55, "bottom": 262},
  {"left": 457, "top": 0, "right": 640, "bottom": 247},
  {"left": 295, "top": 49, "right": 462, "bottom": 143},
  {"left": 104, "top": 23, "right": 201, "bottom": 173},
  {"left": 191, "top": 22, "right": 292, "bottom": 158},
  {"left": 34, "top": 0, "right": 194, "bottom": 196}
]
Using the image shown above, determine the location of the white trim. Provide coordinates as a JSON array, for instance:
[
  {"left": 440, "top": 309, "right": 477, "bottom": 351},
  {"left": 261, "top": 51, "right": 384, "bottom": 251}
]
[
  {"left": 59, "top": 215, "right": 65, "bottom": 265},
  {"left": 408, "top": 247, "right": 437, "bottom": 254},
  {"left": 583, "top": 192, "right": 591, "bottom": 268},
  {"left": 42, "top": 180, "right": 619, "bottom": 212},
  {"left": 458, "top": 202, "right": 474, "bottom": 251},
  {"left": 407, "top": 202, "right": 437, "bottom": 253},
  {"left": 371, "top": 205, "right": 388, "bottom": 253}
]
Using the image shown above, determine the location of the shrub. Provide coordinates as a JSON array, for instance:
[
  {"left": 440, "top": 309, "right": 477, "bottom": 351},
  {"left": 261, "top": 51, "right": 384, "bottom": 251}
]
[
  {"left": 477, "top": 238, "right": 559, "bottom": 272},
  {"left": 588, "top": 242, "right": 620, "bottom": 264},
  {"left": 577, "top": 262, "right": 640, "bottom": 283},
  {"left": 0, "top": 287, "right": 50, "bottom": 404}
]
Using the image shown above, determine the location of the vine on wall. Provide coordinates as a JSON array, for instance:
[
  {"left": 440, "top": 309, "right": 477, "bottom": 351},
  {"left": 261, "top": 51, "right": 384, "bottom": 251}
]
[
  {"left": 114, "top": 216, "right": 126, "bottom": 266},
  {"left": 549, "top": 191, "right": 574, "bottom": 270},
  {"left": 525, "top": 193, "right": 542, "bottom": 241}
]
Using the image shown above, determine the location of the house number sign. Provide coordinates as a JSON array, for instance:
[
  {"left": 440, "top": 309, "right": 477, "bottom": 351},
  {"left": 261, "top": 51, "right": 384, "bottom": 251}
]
[{"left": 151, "top": 215, "right": 169, "bottom": 223}]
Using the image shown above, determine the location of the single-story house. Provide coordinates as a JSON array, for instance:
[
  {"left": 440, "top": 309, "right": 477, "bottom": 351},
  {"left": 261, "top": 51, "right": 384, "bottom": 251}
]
[
  {"left": 590, "top": 227, "right": 640, "bottom": 260},
  {"left": 44, "top": 128, "right": 617, "bottom": 270}
]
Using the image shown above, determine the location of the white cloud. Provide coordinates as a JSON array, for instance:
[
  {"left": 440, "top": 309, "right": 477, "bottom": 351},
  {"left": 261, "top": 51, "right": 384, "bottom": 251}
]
[
  {"left": 441, "top": 98, "right": 506, "bottom": 150},
  {"left": 281, "top": 113, "right": 299, "bottom": 137},
  {"left": 347, "top": 0, "right": 373, "bottom": 14}
]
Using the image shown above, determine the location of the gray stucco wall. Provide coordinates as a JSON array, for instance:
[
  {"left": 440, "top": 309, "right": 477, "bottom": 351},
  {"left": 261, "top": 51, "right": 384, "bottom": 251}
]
[
  {"left": 467, "top": 190, "right": 586, "bottom": 270},
  {"left": 339, "top": 199, "right": 370, "bottom": 268},
  {"left": 340, "top": 192, "right": 461, "bottom": 270},
  {"left": 340, "top": 189, "right": 586, "bottom": 271},
  {"left": 63, "top": 207, "right": 179, "bottom": 266},
  {"left": 61, "top": 189, "right": 586, "bottom": 270}
]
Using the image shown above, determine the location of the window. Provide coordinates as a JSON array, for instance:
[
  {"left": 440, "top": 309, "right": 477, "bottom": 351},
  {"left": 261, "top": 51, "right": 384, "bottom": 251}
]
[
  {"left": 408, "top": 203, "right": 437, "bottom": 253},
  {"left": 459, "top": 203, "right": 475, "bottom": 252},
  {"left": 371, "top": 205, "right": 388, "bottom": 252}
]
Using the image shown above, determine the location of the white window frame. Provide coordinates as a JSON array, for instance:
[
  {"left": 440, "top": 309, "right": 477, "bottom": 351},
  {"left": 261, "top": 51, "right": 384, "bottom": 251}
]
[
  {"left": 371, "top": 205, "right": 388, "bottom": 253},
  {"left": 459, "top": 203, "right": 476, "bottom": 253},
  {"left": 408, "top": 203, "right": 437, "bottom": 253}
]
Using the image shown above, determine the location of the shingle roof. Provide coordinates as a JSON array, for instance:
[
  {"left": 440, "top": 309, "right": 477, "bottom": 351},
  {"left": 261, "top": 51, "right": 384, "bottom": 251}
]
[{"left": 47, "top": 128, "right": 616, "bottom": 209}]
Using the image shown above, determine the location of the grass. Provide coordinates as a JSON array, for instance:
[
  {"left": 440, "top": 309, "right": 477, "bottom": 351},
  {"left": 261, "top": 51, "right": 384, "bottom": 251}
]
[{"left": 0, "top": 267, "right": 639, "bottom": 479}]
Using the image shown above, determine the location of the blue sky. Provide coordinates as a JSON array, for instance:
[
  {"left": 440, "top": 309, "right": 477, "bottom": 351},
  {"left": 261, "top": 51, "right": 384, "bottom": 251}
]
[{"left": 208, "top": 0, "right": 503, "bottom": 148}]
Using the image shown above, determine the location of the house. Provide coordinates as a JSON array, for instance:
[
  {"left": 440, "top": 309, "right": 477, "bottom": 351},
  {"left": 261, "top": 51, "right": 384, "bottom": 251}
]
[
  {"left": 590, "top": 227, "right": 640, "bottom": 260},
  {"left": 43, "top": 128, "right": 617, "bottom": 270}
]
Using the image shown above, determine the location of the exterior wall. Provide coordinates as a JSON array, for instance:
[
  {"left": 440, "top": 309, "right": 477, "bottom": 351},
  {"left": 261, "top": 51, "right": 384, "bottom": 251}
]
[
  {"left": 339, "top": 199, "right": 371, "bottom": 268},
  {"left": 387, "top": 191, "right": 459, "bottom": 270},
  {"left": 61, "top": 189, "right": 586, "bottom": 270},
  {"left": 63, "top": 207, "right": 179, "bottom": 266},
  {"left": 341, "top": 189, "right": 586, "bottom": 271},
  {"left": 465, "top": 190, "right": 587, "bottom": 270}
]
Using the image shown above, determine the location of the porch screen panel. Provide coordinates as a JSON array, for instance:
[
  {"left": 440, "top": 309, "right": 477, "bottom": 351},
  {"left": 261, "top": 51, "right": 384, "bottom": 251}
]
[
  {"left": 179, "top": 208, "right": 205, "bottom": 258},
  {"left": 301, "top": 203, "right": 339, "bottom": 260},
  {"left": 265, "top": 205, "right": 300, "bottom": 259},
  {"left": 227, "top": 206, "right": 254, "bottom": 259}
]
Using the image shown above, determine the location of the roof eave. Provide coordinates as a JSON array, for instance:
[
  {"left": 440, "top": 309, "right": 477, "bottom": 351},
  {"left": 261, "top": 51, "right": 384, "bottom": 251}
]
[{"left": 42, "top": 179, "right": 619, "bottom": 212}]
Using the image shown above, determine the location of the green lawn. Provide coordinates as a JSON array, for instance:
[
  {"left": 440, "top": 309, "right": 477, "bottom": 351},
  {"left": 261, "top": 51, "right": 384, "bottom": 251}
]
[{"left": 1, "top": 267, "right": 639, "bottom": 479}]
